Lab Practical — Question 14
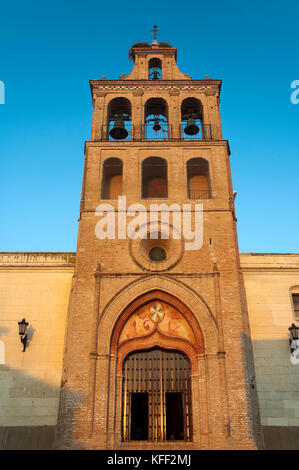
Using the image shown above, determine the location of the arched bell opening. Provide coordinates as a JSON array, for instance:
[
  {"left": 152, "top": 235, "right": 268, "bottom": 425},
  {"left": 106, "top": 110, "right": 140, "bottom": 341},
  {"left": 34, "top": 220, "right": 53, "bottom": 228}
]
[
  {"left": 141, "top": 156, "right": 168, "bottom": 198},
  {"left": 121, "top": 347, "right": 193, "bottom": 442},
  {"left": 187, "top": 157, "right": 211, "bottom": 200},
  {"left": 144, "top": 98, "right": 169, "bottom": 141},
  {"left": 101, "top": 157, "right": 123, "bottom": 199},
  {"left": 107, "top": 97, "right": 132, "bottom": 141},
  {"left": 148, "top": 57, "right": 162, "bottom": 80},
  {"left": 181, "top": 98, "right": 206, "bottom": 140}
]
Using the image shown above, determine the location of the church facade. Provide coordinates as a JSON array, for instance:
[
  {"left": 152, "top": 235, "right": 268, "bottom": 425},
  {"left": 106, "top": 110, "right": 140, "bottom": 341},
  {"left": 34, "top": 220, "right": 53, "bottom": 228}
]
[{"left": 0, "top": 40, "right": 299, "bottom": 450}]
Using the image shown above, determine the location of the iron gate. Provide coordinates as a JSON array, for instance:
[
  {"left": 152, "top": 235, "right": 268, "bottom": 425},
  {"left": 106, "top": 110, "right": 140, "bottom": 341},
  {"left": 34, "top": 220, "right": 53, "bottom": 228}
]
[{"left": 122, "top": 348, "right": 192, "bottom": 441}]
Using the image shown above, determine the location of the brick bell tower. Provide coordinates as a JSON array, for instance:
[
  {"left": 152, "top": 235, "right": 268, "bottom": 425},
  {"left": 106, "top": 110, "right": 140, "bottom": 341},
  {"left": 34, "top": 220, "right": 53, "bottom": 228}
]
[{"left": 55, "top": 33, "right": 262, "bottom": 450}]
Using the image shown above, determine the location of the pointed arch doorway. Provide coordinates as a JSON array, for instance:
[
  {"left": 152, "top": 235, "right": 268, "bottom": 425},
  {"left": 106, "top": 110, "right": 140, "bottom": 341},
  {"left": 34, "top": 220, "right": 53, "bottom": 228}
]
[
  {"left": 122, "top": 347, "right": 192, "bottom": 442},
  {"left": 109, "top": 290, "right": 206, "bottom": 444}
]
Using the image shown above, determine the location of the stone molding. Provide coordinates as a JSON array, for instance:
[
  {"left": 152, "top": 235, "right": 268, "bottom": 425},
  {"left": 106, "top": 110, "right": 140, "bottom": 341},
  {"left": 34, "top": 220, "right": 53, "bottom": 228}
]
[
  {"left": 92, "top": 84, "right": 219, "bottom": 92},
  {"left": 96, "top": 274, "right": 219, "bottom": 356},
  {"left": 0, "top": 252, "right": 76, "bottom": 267}
]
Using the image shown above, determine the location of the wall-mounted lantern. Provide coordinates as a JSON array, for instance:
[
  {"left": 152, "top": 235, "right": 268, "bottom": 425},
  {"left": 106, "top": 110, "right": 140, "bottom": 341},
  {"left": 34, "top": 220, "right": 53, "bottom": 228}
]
[
  {"left": 289, "top": 323, "right": 299, "bottom": 350},
  {"left": 289, "top": 323, "right": 299, "bottom": 365},
  {"left": 18, "top": 318, "right": 29, "bottom": 352}
]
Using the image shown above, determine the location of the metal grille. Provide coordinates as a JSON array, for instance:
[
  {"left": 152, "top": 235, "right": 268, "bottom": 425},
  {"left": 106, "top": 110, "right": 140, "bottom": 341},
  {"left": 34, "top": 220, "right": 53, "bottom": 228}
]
[
  {"left": 122, "top": 348, "right": 192, "bottom": 442},
  {"left": 99, "top": 124, "right": 213, "bottom": 141},
  {"left": 188, "top": 189, "right": 212, "bottom": 200}
]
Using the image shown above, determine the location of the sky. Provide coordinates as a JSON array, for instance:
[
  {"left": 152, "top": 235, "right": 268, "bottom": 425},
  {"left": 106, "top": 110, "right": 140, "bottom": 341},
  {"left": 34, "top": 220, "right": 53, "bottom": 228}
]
[{"left": 0, "top": 0, "right": 298, "bottom": 253}]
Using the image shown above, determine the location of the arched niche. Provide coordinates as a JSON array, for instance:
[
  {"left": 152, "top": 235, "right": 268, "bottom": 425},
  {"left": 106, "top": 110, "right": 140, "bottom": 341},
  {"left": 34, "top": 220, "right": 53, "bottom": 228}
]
[
  {"left": 186, "top": 157, "right": 211, "bottom": 199},
  {"left": 101, "top": 157, "right": 123, "bottom": 199},
  {"left": 141, "top": 156, "right": 168, "bottom": 198}
]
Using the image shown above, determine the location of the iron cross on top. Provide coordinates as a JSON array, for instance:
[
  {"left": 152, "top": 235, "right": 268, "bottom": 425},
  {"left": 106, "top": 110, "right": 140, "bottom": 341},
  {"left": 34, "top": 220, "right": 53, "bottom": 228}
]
[{"left": 151, "top": 25, "right": 159, "bottom": 41}]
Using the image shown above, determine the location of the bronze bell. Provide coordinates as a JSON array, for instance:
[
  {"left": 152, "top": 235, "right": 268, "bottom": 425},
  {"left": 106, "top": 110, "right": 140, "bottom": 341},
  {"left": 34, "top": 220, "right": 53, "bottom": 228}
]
[
  {"left": 151, "top": 70, "right": 160, "bottom": 80},
  {"left": 152, "top": 118, "right": 161, "bottom": 132},
  {"left": 109, "top": 117, "right": 128, "bottom": 140},
  {"left": 184, "top": 117, "right": 199, "bottom": 136}
]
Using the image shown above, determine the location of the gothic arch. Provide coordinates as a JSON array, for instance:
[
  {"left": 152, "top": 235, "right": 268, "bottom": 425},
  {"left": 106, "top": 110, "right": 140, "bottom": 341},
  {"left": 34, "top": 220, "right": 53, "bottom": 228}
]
[
  {"left": 96, "top": 274, "right": 219, "bottom": 356},
  {"left": 110, "top": 290, "right": 204, "bottom": 374},
  {"left": 91, "top": 277, "right": 219, "bottom": 445}
]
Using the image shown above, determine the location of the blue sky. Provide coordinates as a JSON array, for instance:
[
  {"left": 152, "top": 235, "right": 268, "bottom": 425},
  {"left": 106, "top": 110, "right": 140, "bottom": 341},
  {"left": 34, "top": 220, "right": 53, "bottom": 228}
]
[{"left": 0, "top": 0, "right": 298, "bottom": 253}]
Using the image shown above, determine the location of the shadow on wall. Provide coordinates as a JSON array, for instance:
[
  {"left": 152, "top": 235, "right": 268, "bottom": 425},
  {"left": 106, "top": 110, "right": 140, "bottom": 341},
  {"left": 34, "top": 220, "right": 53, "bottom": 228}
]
[
  {"left": 26, "top": 325, "right": 36, "bottom": 349},
  {"left": 244, "top": 335, "right": 299, "bottom": 450},
  {"left": 0, "top": 328, "right": 8, "bottom": 364},
  {"left": 0, "top": 363, "right": 86, "bottom": 450},
  {"left": 240, "top": 332, "right": 264, "bottom": 449},
  {"left": 1, "top": 335, "right": 299, "bottom": 449}
]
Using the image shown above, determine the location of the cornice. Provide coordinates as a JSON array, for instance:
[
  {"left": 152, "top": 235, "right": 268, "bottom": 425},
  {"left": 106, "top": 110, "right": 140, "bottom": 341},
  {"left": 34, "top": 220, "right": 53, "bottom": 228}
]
[
  {"left": 241, "top": 267, "right": 299, "bottom": 273},
  {"left": 0, "top": 252, "right": 76, "bottom": 267},
  {"left": 84, "top": 139, "right": 231, "bottom": 157},
  {"left": 90, "top": 79, "right": 222, "bottom": 93},
  {"left": 240, "top": 253, "right": 299, "bottom": 272},
  {"left": 84, "top": 139, "right": 229, "bottom": 148},
  {"left": 94, "top": 271, "right": 218, "bottom": 279}
]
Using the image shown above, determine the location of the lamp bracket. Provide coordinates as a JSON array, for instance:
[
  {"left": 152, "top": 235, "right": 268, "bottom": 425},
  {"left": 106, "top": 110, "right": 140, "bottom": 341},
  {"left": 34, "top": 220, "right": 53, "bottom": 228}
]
[{"left": 20, "top": 334, "right": 27, "bottom": 352}]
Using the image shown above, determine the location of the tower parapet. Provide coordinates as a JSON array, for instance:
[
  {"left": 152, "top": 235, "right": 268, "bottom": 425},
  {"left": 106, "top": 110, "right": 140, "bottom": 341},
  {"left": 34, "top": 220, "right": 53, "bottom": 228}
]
[{"left": 90, "top": 41, "right": 223, "bottom": 142}]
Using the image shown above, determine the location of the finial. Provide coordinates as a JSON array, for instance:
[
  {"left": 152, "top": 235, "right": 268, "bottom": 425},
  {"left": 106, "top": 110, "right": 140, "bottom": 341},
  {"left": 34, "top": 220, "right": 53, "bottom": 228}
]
[{"left": 151, "top": 25, "right": 159, "bottom": 45}]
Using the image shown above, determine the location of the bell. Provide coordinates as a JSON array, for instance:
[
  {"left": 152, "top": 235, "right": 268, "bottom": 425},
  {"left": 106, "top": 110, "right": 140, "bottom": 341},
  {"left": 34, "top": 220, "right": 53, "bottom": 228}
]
[
  {"left": 153, "top": 118, "right": 161, "bottom": 132},
  {"left": 151, "top": 70, "right": 160, "bottom": 80},
  {"left": 109, "top": 117, "right": 128, "bottom": 140},
  {"left": 184, "top": 117, "right": 199, "bottom": 136}
]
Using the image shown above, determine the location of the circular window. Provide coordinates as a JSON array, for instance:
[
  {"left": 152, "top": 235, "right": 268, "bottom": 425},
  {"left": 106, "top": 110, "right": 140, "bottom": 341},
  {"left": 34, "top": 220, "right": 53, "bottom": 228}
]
[
  {"left": 149, "top": 247, "right": 166, "bottom": 262},
  {"left": 129, "top": 221, "right": 184, "bottom": 272}
]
